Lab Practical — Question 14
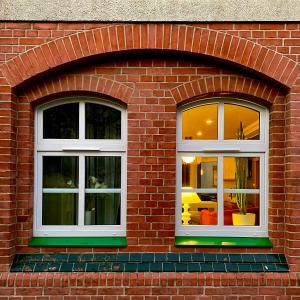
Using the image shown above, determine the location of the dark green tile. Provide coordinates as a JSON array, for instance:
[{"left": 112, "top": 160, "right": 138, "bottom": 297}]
[
  {"left": 204, "top": 253, "right": 217, "bottom": 262},
  {"left": 60, "top": 263, "right": 74, "bottom": 272},
  {"left": 187, "top": 263, "right": 200, "bottom": 272},
  {"left": 212, "top": 263, "right": 226, "bottom": 272},
  {"left": 34, "top": 263, "right": 49, "bottom": 272},
  {"left": 86, "top": 263, "right": 99, "bottom": 272},
  {"left": 241, "top": 254, "right": 255, "bottom": 263},
  {"left": 10, "top": 263, "right": 24, "bottom": 272},
  {"left": 175, "top": 263, "right": 188, "bottom": 272},
  {"left": 238, "top": 264, "right": 252, "bottom": 272},
  {"left": 254, "top": 254, "right": 267, "bottom": 263},
  {"left": 142, "top": 253, "right": 154, "bottom": 262},
  {"left": 263, "top": 263, "right": 277, "bottom": 272},
  {"left": 180, "top": 253, "right": 192, "bottom": 262},
  {"left": 276, "top": 264, "right": 289, "bottom": 272},
  {"left": 80, "top": 254, "right": 94, "bottom": 262},
  {"left": 200, "top": 263, "right": 213, "bottom": 272},
  {"left": 216, "top": 254, "right": 229, "bottom": 263},
  {"left": 192, "top": 253, "right": 204, "bottom": 262},
  {"left": 251, "top": 263, "right": 264, "bottom": 272},
  {"left": 226, "top": 263, "right": 239, "bottom": 272},
  {"left": 163, "top": 263, "right": 175, "bottom": 272},
  {"left": 42, "top": 254, "right": 57, "bottom": 262},
  {"left": 229, "top": 254, "right": 242, "bottom": 263},
  {"left": 68, "top": 254, "right": 82, "bottom": 262},
  {"left": 22, "top": 263, "right": 35, "bottom": 272},
  {"left": 266, "top": 254, "right": 280, "bottom": 263},
  {"left": 53, "top": 253, "right": 69, "bottom": 262},
  {"left": 125, "top": 263, "right": 138, "bottom": 272},
  {"left": 130, "top": 253, "right": 142, "bottom": 262},
  {"left": 112, "top": 263, "right": 124, "bottom": 272},
  {"left": 27, "top": 254, "right": 44, "bottom": 262},
  {"left": 155, "top": 253, "right": 166, "bottom": 262},
  {"left": 98, "top": 262, "right": 112, "bottom": 272},
  {"left": 150, "top": 263, "right": 163, "bottom": 272},
  {"left": 116, "top": 253, "right": 129, "bottom": 262},
  {"left": 47, "top": 263, "right": 61, "bottom": 272},
  {"left": 167, "top": 253, "right": 179, "bottom": 262},
  {"left": 279, "top": 254, "right": 287, "bottom": 263},
  {"left": 72, "top": 263, "right": 86, "bottom": 272},
  {"left": 137, "top": 263, "right": 149, "bottom": 272}
]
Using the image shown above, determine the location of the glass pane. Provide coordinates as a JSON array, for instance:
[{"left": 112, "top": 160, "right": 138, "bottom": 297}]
[
  {"left": 224, "top": 193, "right": 259, "bottom": 226},
  {"left": 182, "top": 104, "right": 218, "bottom": 140},
  {"left": 86, "top": 103, "right": 121, "bottom": 139},
  {"left": 181, "top": 192, "right": 217, "bottom": 225},
  {"left": 182, "top": 156, "right": 217, "bottom": 189},
  {"left": 224, "top": 104, "right": 260, "bottom": 140},
  {"left": 86, "top": 156, "right": 121, "bottom": 189},
  {"left": 43, "top": 103, "right": 79, "bottom": 139},
  {"left": 43, "top": 156, "right": 78, "bottom": 188},
  {"left": 223, "top": 157, "right": 259, "bottom": 189},
  {"left": 42, "top": 193, "right": 78, "bottom": 225},
  {"left": 85, "top": 193, "right": 120, "bottom": 225}
]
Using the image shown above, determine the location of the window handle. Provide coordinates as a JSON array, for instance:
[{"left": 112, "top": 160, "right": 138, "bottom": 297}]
[
  {"left": 202, "top": 148, "right": 240, "bottom": 153},
  {"left": 62, "top": 147, "right": 101, "bottom": 151}
]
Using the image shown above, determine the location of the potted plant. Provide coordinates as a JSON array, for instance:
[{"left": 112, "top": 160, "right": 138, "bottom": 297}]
[{"left": 232, "top": 122, "right": 256, "bottom": 226}]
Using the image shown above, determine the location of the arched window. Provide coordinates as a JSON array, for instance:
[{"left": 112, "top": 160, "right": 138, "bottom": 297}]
[
  {"left": 34, "top": 96, "right": 127, "bottom": 237},
  {"left": 176, "top": 98, "right": 268, "bottom": 237}
]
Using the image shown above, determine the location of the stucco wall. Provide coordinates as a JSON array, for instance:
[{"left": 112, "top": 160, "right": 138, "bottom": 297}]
[{"left": 0, "top": 0, "right": 300, "bottom": 21}]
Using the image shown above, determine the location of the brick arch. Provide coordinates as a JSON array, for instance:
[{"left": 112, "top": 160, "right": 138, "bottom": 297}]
[
  {"left": 1, "top": 24, "right": 299, "bottom": 89},
  {"left": 23, "top": 74, "right": 133, "bottom": 104},
  {"left": 171, "top": 75, "right": 280, "bottom": 105}
]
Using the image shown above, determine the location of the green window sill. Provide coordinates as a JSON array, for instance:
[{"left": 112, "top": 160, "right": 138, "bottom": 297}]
[
  {"left": 29, "top": 237, "right": 127, "bottom": 247},
  {"left": 175, "top": 236, "right": 272, "bottom": 248}
]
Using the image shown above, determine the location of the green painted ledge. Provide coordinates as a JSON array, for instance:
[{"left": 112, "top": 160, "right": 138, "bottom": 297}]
[
  {"left": 175, "top": 237, "right": 272, "bottom": 248},
  {"left": 29, "top": 237, "right": 127, "bottom": 247}
]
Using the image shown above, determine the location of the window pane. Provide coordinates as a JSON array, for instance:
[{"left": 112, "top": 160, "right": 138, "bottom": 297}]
[
  {"left": 223, "top": 157, "right": 259, "bottom": 189},
  {"left": 224, "top": 193, "right": 259, "bottom": 226},
  {"left": 182, "top": 192, "right": 217, "bottom": 225},
  {"left": 85, "top": 193, "right": 120, "bottom": 225},
  {"left": 224, "top": 104, "right": 260, "bottom": 140},
  {"left": 182, "top": 156, "right": 217, "bottom": 189},
  {"left": 86, "top": 103, "right": 121, "bottom": 139},
  {"left": 43, "top": 156, "right": 78, "bottom": 188},
  {"left": 86, "top": 156, "right": 121, "bottom": 189},
  {"left": 182, "top": 104, "right": 218, "bottom": 140},
  {"left": 43, "top": 103, "right": 79, "bottom": 139},
  {"left": 42, "top": 193, "right": 78, "bottom": 225}
]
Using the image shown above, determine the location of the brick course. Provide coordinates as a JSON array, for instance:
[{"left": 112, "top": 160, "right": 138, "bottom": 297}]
[{"left": 0, "top": 22, "right": 299, "bottom": 297}]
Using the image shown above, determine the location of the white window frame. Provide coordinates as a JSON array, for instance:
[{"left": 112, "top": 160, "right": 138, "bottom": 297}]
[
  {"left": 34, "top": 96, "right": 127, "bottom": 237},
  {"left": 176, "top": 98, "right": 269, "bottom": 237}
]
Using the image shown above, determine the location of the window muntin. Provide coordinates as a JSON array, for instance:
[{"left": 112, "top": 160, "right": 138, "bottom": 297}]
[
  {"left": 35, "top": 97, "right": 126, "bottom": 237},
  {"left": 177, "top": 99, "right": 268, "bottom": 237}
]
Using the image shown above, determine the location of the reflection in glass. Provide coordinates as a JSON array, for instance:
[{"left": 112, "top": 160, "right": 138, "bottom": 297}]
[
  {"left": 43, "top": 103, "right": 79, "bottom": 139},
  {"left": 85, "top": 156, "right": 121, "bottom": 189},
  {"left": 85, "top": 193, "right": 120, "bottom": 225},
  {"left": 223, "top": 193, "right": 259, "bottom": 226},
  {"left": 223, "top": 157, "right": 259, "bottom": 189},
  {"left": 181, "top": 192, "right": 217, "bottom": 225},
  {"left": 43, "top": 156, "right": 78, "bottom": 188},
  {"left": 182, "top": 104, "right": 218, "bottom": 140},
  {"left": 182, "top": 157, "right": 217, "bottom": 189},
  {"left": 224, "top": 104, "right": 260, "bottom": 140},
  {"left": 42, "top": 193, "right": 78, "bottom": 225},
  {"left": 86, "top": 103, "right": 121, "bottom": 139}
]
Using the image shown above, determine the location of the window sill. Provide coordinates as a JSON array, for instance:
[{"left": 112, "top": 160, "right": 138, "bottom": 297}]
[
  {"left": 29, "top": 237, "right": 127, "bottom": 247},
  {"left": 175, "top": 237, "right": 272, "bottom": 248}
]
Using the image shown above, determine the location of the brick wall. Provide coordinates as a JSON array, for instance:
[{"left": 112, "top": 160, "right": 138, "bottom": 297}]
[{"left": 0, "top": 23, "right": 299, "bottom": 297}]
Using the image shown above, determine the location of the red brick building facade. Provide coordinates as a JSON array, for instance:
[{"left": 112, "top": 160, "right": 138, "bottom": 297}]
[{"left": 0, "top": 22, "right": 300, "bottom": 297}]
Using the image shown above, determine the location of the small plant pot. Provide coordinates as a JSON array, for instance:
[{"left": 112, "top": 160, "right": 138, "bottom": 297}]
[{"left": 232, "top": 213, "right": 255, "bottom": 226}]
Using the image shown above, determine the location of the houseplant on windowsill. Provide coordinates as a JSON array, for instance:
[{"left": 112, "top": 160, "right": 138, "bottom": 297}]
[{"left": 232, "top": 122, "right": 256, "bottom": 226}]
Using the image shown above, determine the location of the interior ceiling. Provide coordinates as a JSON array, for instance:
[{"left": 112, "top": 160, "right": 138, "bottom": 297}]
[{"left": 182, "top": 103, "right": 259, "bottom": 140}]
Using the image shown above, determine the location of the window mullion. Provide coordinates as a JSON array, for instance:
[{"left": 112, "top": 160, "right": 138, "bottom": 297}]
[
  {"left": 218, "top": 102, "right": 224, "bottom": 141},
  {"left": 78, "top": 154, "right": 85, "bottom": 226},
  {"left": 218, "top": 155, "right": 224, "bottom": 226},
  {"left": 79, "top": 102, "right": 85, "bottom": 141}
]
